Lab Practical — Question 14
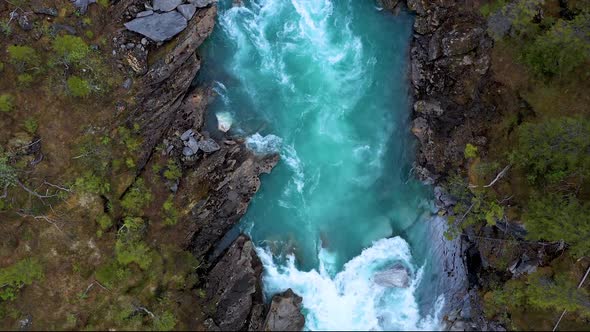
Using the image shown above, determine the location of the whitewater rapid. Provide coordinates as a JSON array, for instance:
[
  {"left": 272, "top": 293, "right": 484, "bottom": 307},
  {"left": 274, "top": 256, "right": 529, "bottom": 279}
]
[{"left": 199, "top": 0, "right": 443, "bottom": 330}]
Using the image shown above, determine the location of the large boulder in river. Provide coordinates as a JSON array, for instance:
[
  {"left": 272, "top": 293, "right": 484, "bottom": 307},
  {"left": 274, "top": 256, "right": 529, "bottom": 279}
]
[
  {"left": 373, "top": 263, "right": 411, "bottom": 288},
  {"left": 263, "top": 289, "right": 305, "bottom": 331},
  {"left": 124, "top": 11, "right": 187, "bottom": 42}
]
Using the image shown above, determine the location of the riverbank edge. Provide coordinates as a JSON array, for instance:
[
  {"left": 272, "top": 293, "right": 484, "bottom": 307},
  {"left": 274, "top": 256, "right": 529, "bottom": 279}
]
[{"left": 385, "top": 0, "right": 503, "bottom": 330}]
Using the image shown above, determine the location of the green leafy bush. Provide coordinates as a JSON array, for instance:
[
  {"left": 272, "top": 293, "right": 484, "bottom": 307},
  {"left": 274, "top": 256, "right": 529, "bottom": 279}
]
[
  {"left": 0, "top": 94, "right": 14, "bottom": 112},
  {"left": 0, "top": 152, "right": 17, "bottom": 188},
  {"left": 522, "top": 13, "right": 590, "bottom": 76},
  {"left": 121, "top": 179, "right": 153, "bottom": 216},
  {"left": 163, "top": 160, "right": 182, "bottom": 181},
  {"left": 485, "top": 270, "right": 590, "bottom": 319},
  {"left": 7, "top": 45, "right": 40, "bottom": 69},
  {"left": 67, "top": 76, "right": 91, "bottom": 97},
  {"left": 464, "top": 143, "right": 479, "bottom": 159},
  {"left": 95, "top": 261, "right": 131, "bottom": 289},
  {"left": 53, "top": 35, "right": 90, "bottom": 65},
  {"left": 0, "top": 258, "right": 43, "bottom": 301},
  {"left": 524, "top": 193, "right": 590, "bottom": 257},
  {"left": 510, "top": 117, "right": 590, "bottom": 184},
  {"left": 115, "top": 240, "right": 152, "bottom": 270},
  {"left": 96, "top": 215, "right": 113, "bottom": 237},
  {"left": 162, "top": 195, "right": 178, "bottom": 226},
  {"left": 153, "top": 311, "right": 177, "bottom": 331},
  {"left": 74, "top": 172, "right": 111, "bottom": 195}
]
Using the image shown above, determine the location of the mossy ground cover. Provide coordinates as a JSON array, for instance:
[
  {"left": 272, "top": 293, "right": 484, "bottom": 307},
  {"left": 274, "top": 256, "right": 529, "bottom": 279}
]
[{"left": 0, "top": 1, "right": 206, "bottom": 330}]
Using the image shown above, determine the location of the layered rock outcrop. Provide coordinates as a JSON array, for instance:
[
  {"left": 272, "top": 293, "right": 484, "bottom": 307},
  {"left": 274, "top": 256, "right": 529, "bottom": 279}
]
[
  {"left": 110, "top": 2, "right": 303, "bottom": 330},
  {"left": 405, "top": 0, "right": 495, "bottom": 184}
]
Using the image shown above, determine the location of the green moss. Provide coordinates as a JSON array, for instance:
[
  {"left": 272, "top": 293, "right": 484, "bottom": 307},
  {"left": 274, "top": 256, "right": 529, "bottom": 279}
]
[
  {"left": 53, "top": 35, "right": 90, "bottom": 65},
  {"left": 67, "top": 76, "right": 91, "bottom": 97},
  {"left": 0, "top": 62, "right": 4, "bottom": 72},
  {"left": 85, "top": 30, "right": 94, "bottom": 39},
  {"left": 0, "top": 258, "right": 43, "bottom": 301},
  {"left": 17, "top": 73, "right": 34, "bottom": 87},
  {"left": 464, "top": 143, "right": 478, "bottom": 159},
  {"left": 97, "top": 0, "right": 110, "bottom": 8},
  {"left": 0, "top": 94, "right": 14, "bottom": 112},
  {"left": 23, "top": 117, "right": 38, "bottom": 134},
  {"left": 479, "top": 0, "right": 507, "bottom": 17}
]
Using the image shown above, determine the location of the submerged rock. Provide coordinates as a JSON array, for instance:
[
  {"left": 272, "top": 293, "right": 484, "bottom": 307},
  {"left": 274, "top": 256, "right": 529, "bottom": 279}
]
[
  {"left": 373, "top": 263, "right": 410, "bottom": 288},
  {"left": 124, "top": 11, "right": 187, "bottom": 42},
  {"left": 263, "top": 289, "right": 305, "bottom": 331}
]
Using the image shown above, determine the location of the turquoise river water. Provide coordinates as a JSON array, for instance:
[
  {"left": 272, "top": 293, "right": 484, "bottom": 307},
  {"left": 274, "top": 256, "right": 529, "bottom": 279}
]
[{"left": 198, "top": 0, "right": 444, "bottom": 330}]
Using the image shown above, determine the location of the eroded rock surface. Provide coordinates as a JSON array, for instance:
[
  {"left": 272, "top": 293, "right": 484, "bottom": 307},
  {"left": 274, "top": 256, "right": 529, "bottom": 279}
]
[
  {"left": 205, "top": 235, "right": 264, "bottom": 331},
  {"left": 263, "top": 289, "right": 305, "bottom": 331}
]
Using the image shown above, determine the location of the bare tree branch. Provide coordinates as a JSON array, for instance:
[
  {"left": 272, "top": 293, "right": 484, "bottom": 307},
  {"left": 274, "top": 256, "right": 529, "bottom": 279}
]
[
  {"left": 43, "top": 181, "right": 73, "bottom": 193},
  {"left": 483, "top": 165, "right": 511, "bottom": 188},
  {"left": 16, "top": 210, "right": 64, "bottom": 234},
  {"left": 16, "top": 179, "right": 58, "bottom": 199}
]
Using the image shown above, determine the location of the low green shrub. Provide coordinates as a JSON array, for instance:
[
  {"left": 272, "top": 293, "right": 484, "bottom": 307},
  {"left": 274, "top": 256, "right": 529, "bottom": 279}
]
[
  {"left": 0, "top": 258, "right": 43, "bottom": 301},
  {"left": 67, "top": 76, "right": 91, "bottom": 97},
  {"left": 0, "top": 94, "right": 14, "bottom": 112}
]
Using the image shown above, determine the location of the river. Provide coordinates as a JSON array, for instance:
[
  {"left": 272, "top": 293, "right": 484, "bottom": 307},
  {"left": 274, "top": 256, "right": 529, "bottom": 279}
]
[{"left": 198, "top": 0, "right": 443, "bottom": 330}]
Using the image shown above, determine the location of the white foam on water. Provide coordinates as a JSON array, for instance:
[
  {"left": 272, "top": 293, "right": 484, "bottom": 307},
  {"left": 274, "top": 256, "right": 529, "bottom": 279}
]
[
  {"left": 216, "top": 111, "right": 234, "bottom": 132},
  {"left": 257, "top": 237, "right": 444, "bottom": 331},
  {"left": 281, "top": 144, "right": 305, "bottom": 194},
  {"left": 246, "top": 133, "right": 283, "bottom": 154}
]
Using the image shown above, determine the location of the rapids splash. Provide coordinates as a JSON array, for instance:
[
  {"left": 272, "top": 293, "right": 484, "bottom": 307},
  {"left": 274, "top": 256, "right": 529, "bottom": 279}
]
[{"left": 198, "top": 0, "right": 444, "bottom": 330}]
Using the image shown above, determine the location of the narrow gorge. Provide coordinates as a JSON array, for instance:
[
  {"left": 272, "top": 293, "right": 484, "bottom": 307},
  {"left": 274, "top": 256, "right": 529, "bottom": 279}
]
[{"left": 198, "top": 0, "right": 445, "bottom": 330}]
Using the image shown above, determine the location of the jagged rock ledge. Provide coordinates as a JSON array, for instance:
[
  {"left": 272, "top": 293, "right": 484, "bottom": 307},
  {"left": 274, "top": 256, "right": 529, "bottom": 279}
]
[{"left": 108, "top": 1, "right": 304, "bottom": 330}]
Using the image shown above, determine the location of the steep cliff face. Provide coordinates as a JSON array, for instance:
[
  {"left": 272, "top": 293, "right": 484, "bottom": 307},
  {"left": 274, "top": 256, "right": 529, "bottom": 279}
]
[
  {"left": 389, "top": 1, "right": 502, "bottom": 330},
  {"left": 405, "top": 0, "right": 496, "bottom": 184}
]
